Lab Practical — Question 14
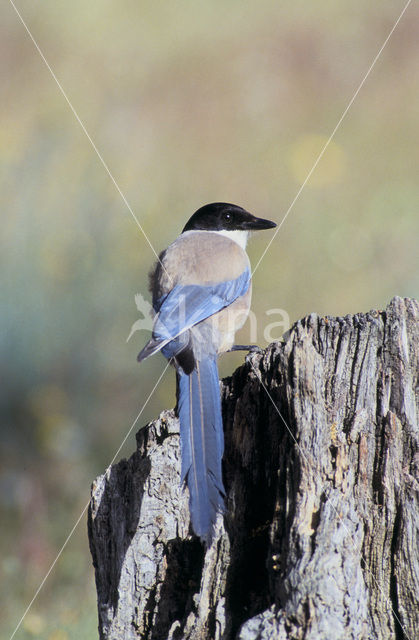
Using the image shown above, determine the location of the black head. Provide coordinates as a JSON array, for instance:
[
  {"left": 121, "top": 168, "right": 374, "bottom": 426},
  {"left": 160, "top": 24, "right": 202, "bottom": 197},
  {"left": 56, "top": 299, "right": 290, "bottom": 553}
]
[{"left": 182, "top": 202, "right": 277, "bottom": 233}]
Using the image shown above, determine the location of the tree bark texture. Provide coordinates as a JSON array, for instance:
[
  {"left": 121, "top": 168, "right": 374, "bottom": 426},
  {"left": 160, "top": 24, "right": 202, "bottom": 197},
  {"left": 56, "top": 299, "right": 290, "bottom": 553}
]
[{"left": 88, "top": 296, "right": 418, "bottom": 640}]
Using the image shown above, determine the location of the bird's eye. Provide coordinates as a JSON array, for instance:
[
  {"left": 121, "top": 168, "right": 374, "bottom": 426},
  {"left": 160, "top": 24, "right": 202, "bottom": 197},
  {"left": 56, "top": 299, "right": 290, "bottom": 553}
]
[{"left": 223, "top": 212, "right": 232, "bottom": 222}]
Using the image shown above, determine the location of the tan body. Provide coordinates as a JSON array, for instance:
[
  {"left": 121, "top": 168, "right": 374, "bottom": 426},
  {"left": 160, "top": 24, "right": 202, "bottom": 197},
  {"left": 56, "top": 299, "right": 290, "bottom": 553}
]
[{"left": 150, "top": 230, "right": 251, "bottom": 355}]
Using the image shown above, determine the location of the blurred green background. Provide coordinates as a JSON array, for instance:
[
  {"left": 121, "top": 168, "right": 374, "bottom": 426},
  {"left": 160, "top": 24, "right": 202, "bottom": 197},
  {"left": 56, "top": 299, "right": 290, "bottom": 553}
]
[{"left": 1, "top": 1, "right": 418, "bottom": 638}]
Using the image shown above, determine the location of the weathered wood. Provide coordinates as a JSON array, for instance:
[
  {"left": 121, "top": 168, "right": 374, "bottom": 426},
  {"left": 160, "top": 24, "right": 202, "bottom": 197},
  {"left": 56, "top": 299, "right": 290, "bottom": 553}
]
[{"left": 88, "top": 296, "right": 419, "bottom": 640}]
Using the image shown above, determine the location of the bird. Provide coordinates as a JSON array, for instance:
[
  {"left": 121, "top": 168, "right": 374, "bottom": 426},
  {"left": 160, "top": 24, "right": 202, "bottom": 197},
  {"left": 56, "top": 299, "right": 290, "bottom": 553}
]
[{"left": 137, "top": 202, "right": 276, "bottom": 543}]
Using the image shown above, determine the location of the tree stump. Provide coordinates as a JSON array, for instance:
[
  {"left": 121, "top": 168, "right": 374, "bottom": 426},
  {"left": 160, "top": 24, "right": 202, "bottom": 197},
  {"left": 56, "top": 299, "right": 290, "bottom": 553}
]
[{"left": 88, "top": 296, "right": 419, "bottom": 640}]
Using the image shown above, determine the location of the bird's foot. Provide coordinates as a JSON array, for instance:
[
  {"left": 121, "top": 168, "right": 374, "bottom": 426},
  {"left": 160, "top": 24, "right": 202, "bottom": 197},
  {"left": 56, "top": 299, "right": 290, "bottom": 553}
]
[{"left": 228, "top": 344, "right": 263, "bottom": 354}]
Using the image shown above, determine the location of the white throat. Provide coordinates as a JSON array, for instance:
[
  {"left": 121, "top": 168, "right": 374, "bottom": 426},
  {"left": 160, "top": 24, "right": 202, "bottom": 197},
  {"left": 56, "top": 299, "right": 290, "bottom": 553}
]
[{"left": 215, "top": 229, "right": 249, "bottom": 250}]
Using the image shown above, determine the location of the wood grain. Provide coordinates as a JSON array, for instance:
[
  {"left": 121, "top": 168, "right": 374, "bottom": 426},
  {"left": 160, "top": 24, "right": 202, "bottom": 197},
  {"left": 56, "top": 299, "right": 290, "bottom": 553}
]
[{"left": 88, "top": 297, "right": 418, "bottom": 640}]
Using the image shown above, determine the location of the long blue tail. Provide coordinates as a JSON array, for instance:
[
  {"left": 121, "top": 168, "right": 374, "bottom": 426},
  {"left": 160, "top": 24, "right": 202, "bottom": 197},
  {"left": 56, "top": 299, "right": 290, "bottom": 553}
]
[{"left": 177, "top": 356, "right": 225, "bottom": 542}]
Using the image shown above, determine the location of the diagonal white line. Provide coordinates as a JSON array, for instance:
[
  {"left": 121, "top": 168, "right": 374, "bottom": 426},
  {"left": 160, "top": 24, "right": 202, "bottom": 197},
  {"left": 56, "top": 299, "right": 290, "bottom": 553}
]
[
  {"left": 8, "top": 361, "right": 171, "bottom": 640},
  {"left": 249, "top": 357, "right": 411, "bottom": 640},
  {"left": 9, "top": 0, "right": 172, "bottom": 283},
  {"left": 252, "top": 0, "right": 413, "bottom": 277},
  {"left": 7, "top": 0, "right": 413, "bottom": 636}
]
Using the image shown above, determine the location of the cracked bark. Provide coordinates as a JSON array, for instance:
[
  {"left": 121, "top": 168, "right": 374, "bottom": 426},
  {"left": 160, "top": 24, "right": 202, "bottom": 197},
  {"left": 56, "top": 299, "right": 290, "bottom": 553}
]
[{"left": 88, "top": 296, "right": 419, "bottom": 640}]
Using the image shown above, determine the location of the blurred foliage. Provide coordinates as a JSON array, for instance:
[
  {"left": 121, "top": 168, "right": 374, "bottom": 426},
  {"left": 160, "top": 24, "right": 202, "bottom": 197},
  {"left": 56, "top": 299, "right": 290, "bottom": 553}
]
[{"left": 1, "top": 0, "right": 418, "bottom": 637}]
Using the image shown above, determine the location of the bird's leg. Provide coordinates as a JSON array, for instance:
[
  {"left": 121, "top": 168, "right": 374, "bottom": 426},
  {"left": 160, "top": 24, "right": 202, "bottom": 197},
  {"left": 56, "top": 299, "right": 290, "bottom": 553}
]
[
  {"left": 174, "top": 372, "right": 180, "bottom": 417},
  {"left": 228, "top": 344, "right": 263, "bottom": 354}
]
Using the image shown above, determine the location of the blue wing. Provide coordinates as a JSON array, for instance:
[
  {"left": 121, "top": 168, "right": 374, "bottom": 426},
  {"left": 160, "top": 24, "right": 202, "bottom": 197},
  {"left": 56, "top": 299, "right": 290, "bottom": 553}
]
[{"left": 137, "top": 267, "right": 250, "bottom": 362}]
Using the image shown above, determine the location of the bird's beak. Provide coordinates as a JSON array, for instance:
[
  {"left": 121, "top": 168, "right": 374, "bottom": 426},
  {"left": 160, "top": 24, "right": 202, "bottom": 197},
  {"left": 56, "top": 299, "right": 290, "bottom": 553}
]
[{"left": 242, "top": 213, "right": 277, "bottom": 231}]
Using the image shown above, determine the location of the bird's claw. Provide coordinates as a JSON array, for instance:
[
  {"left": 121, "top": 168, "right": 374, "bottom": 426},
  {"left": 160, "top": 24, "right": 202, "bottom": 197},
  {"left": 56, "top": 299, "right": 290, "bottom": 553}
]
[{"left": 229, "top": 344, "right": 263, "bottom": 354}]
